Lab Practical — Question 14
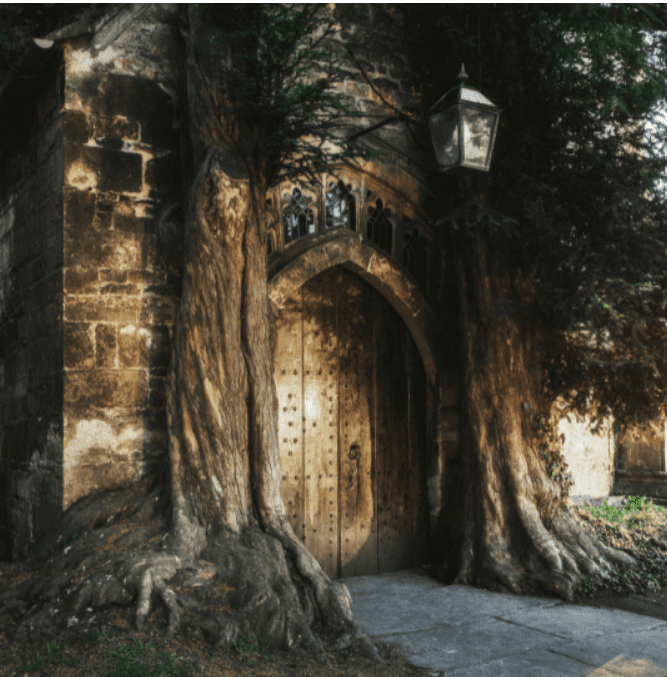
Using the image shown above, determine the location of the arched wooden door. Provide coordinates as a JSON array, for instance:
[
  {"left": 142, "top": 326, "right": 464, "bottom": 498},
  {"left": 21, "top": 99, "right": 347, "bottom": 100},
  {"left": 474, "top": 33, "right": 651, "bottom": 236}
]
[{"left": 274, "top": 265, "right": 428, "bottom": 579}]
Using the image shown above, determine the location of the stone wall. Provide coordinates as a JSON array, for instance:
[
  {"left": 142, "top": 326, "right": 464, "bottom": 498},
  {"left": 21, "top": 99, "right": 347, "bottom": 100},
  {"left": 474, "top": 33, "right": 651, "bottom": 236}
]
[
  {"left": 0, "top": 52, "right": 65, "bottom": 560},
  {"left": 614, "top": 419, "right": 667, "bottom": 498},
  {"left": 1, "top": 5, "right": 460, "bottom": 562},
  {"left": 558, "top": 411, "right": 615, "bottom": 502},
  {"left": 5, "top": 5, "right": 663, "bottom": 564},
  {"left": 59, "top": 5, "right": 182, "bottom": 522}
]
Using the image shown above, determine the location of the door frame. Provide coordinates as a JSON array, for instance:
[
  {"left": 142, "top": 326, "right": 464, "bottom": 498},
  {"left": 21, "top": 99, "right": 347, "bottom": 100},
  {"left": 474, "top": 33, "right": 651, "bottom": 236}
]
[{"left": 269, "top": 233, "right": 457, "bottom": 570}]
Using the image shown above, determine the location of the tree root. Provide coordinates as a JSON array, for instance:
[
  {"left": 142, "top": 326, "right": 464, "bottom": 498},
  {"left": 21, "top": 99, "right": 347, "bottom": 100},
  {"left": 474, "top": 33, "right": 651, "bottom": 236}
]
[
  {"left": 437, "top": 492, "right": 643, "bottom": 603},
  {"left": 0, "top": 486, "right": 386, "bottom": 668}
]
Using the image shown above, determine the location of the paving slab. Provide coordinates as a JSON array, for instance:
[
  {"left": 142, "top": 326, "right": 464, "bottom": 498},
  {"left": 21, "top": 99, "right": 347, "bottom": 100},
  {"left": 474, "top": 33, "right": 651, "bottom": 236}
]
[{"left": 340, "top": 568, "right": 667, "bottom": 677}]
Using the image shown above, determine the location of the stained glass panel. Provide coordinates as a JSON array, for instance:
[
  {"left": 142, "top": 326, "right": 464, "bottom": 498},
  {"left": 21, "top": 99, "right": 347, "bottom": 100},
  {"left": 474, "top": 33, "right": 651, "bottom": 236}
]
[
  {"left": 325, "top": 180, "right": 356, "bottom": 231},
  {"left": 283, "top": 187, "right": 315, "bottom": 245},
  {"left": 366, "top": 198, "right": 393, "bottom": 254}
]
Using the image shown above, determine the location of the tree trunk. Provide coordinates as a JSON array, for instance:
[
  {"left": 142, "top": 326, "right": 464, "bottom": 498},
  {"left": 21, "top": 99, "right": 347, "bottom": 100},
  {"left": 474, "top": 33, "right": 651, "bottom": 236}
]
[
  {"left": 154, "top": 5, "right": 382, "bottom": 662},
  {"left": 0, "top": 7, "right": 385, "bottom": 665},
  {"left": 436, "top": 234, "right": 636, "bottom": 601}
]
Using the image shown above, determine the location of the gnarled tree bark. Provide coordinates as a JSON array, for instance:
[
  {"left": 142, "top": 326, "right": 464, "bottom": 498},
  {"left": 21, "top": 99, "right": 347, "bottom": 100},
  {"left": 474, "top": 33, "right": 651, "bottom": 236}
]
[
  {"left": 0, "top": 6, "right": 384, "bottom": 666},
  {"left": 436, "top": 233, "right": 636, "bottom": 601}
]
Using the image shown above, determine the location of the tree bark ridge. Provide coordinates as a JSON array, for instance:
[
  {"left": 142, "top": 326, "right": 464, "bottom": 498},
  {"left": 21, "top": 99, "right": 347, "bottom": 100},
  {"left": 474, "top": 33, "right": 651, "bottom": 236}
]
[{"left": 438, "top": 234, "right": 635, "bottom": 600}]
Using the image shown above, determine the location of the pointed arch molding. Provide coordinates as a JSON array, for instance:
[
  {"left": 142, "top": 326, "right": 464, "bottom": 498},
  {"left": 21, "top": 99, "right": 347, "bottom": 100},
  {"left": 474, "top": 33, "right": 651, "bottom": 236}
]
[{"left": 268, "top": 232, "right": 445, "bottom": 382}]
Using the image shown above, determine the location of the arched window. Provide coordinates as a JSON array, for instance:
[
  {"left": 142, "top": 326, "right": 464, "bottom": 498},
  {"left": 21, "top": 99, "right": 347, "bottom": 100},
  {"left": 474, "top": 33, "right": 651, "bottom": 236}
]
[
  {"left": 366, "top": 198, "right": 393, "bottom": 254},
  {"left": 283, "top": 187, "right": 315, "bottom": 245},
  {"left": 325, "top": 179, "right": 356, "bottom": 232}
]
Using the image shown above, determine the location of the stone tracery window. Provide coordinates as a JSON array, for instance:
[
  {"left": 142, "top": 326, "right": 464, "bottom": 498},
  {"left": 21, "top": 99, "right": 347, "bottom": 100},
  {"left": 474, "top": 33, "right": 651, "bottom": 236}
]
[
  {"left": 402, "top": 226, "right": 430, "bottom": 291},
  {"left": 366, "top": 198, "right": 393, "bottom": 254},
  {"left": 325, "top": 179, "right": 356, "bottom": 231},
  {"left": 283, "top": 187, "right": 315, "bottom": 245},
  {"left": 269, "top": 172, "right": 433, "bottom": 298}
]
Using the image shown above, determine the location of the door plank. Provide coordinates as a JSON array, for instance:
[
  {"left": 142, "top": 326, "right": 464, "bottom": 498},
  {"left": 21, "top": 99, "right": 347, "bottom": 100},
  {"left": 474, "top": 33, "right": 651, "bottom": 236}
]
[
  {"left": 302, "top": 269, "right": 339, "bottom": 579},
  {"left": 338, "top": 268, "right": 377, "bottom": 577},
  {"left": 274, "top": 294, "right": 304, "bottom": 543},
  {"left": 408, "top": 332, "right": 429, "bottom": 566},
  {"left": 276, "top": 265, "right": 427, "bottom": 579},
  {"left": 375, "top": 294, "right": 413, "bottom": 573}
]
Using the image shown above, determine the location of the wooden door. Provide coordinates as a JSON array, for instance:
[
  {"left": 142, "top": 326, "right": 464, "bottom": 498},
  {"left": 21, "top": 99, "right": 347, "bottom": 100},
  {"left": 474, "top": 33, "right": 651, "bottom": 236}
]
[{"left": 274, "top": 266, "right": 428, "bottom": 579}]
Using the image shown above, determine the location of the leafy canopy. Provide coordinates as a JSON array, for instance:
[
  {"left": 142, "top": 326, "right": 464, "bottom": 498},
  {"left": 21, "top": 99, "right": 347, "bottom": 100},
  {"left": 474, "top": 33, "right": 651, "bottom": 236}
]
[
  {"left": 415, "top": 4, "right": 667, "bottom": 428},
  {"left": 195, "top": 4, "right": 393, "bottom": 189}
]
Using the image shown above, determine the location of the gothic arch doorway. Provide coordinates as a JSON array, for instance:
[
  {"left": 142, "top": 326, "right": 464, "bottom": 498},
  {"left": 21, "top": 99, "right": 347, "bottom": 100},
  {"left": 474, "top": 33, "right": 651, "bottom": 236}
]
[{"left": 274, "top": 265, "right": 429, "bottom": 579}]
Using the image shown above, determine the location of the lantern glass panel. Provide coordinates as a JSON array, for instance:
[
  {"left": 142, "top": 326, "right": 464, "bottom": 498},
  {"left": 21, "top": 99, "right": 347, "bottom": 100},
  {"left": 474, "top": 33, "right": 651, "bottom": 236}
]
[
  {"left": 461, "top": 106, "right": 497, "bottom": 170},
  {"left": 428, "top": 106, "right": 459, "bottom": 169}
]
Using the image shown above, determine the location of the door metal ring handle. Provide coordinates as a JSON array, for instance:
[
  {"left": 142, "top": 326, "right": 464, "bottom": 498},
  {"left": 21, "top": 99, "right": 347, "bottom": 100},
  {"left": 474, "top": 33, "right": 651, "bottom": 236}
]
[{"left": 349, "top": 443, "right": 360, "bottom": 460}]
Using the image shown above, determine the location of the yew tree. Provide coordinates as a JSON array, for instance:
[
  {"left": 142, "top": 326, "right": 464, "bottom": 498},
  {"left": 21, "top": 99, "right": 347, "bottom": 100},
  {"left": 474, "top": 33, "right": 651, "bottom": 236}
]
[
  {"left": 4, "top": 2, "right": 667, "bottom": 664},
  {"left": 0, "top": 3, "right": 400, "bottom": 664},
  {"left": 408, "top": 3, "right": 667, "bottom": 600}
]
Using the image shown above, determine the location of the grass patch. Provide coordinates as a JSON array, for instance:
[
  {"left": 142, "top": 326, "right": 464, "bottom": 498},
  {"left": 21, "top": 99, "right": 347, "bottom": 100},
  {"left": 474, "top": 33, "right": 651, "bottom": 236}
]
[
  {"left": 2, "top": 629, "right": 275, "bottom": 676},
  {"left": 577, "top": 494, "right": 667, "bottom": 596}
]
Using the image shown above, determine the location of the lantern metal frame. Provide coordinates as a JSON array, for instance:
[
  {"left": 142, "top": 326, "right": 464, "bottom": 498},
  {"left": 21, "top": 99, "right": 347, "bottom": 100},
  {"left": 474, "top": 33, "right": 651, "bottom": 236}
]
[
  {"left": 346, "top": 63, "right": 501, "bottom": 176},
  {"left": 426, "top": 64, "right": 502, "bottom": 174}
]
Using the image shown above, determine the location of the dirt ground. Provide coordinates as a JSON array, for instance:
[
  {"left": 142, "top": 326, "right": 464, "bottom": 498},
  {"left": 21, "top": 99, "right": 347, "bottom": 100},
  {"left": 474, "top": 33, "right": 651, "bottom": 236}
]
[
  {"left": 0, "top": 603, "right": 435, "bottom": 677},
  {"left": 3, "top": 499, "right": 667, "bottom": 677}
]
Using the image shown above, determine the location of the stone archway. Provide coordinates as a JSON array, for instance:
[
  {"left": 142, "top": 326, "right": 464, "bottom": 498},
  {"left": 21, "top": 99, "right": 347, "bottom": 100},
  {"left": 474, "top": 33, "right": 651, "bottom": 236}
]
[
  {"left": 268, "top": 232, "right": 454, "bottom": 575},
  {"left": 269, "top": 231, "right": 444, "bottom": 384}
]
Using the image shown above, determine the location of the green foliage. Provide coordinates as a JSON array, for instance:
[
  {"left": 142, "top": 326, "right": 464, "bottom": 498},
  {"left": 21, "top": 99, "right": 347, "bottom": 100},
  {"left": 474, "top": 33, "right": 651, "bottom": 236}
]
[
  {"left": 414, "top": 4, "right": 667, "bottom": 429},
  {"left": 526, "top": 5, "right": 665, "bottom": 119},
  {"left": 194, "top": 4, "right": 392, "bottom": 188},
  {"left": 5, "top": 4, "right": 667, "bottom": 432}
]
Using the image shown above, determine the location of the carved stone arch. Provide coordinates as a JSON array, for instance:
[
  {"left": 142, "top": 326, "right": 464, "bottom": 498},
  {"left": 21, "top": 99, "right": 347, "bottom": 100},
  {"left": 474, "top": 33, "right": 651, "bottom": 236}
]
[
  {"left": 268, "top": 231, "right": 445, "bottom": 381},
  {"left": 323, "top": 170, "right": 360, "bottom": 233},
  {"left": 363, "top": 189, "right": 398, "bottom": 257},
  {"left": 277, "top": 180, "right": 320, "bottom": 248}
]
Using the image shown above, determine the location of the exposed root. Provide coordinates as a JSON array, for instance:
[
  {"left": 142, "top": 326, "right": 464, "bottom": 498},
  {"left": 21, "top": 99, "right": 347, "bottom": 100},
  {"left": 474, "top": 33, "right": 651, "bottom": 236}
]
[
  {"left": 437, "top": 490, "right": 643, "bottom": 603},
  {"left": 0, "top": 486, "right": 386, "bottom": 668}
]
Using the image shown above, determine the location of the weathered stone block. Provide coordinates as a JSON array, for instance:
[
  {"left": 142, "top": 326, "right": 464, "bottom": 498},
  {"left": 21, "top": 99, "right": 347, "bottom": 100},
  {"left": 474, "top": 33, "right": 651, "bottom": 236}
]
[
  {"left": 99, "top": 283, "right": 138, "bottom": 295},
  {"left": 82, "top": 146, "right": 143, "bottom": 193},
  {"left": 100, "top": 269, "right": 127, "bottom": 283},
  {"left": 115, "top": 213, "right": 152, "bottom": 234},
  {"left": 617, "top": 424, "right": 665, "bottom": 472},
  {"left": 64, "top": 228, "right": 145, "bottom": 269},
  {"left": 149, "top": 324, "right": 172, "bottom": 371},
  {"left": 92, "top": 115, "right": 140, "bottom": 141},
  {"left": 95, "top": 324, "right": 117, "bottom": 368},
  {"left": 148, "top": 376, "right": 166, "bottom": 410},
  {"left": 118, "top": 324, "right": 150, "bottom": 368},
  {"left": 65, "top": 369, "right": 148, "bottom": 409},
  {"left": 345, "top": 80, "right": 372, "bottom": 99},
  {"left": 145, "top": 154, "right": 181, "bottom": 198},
  {"left": 64, "top": 295, "right": 141, "bottom": 322},
  {"left": 64, "top": 189, "right": 95, "bottom": 234},
  {"left": 30, "top": 273, "right": 59, "bottom": 310},
  {"left": 78, "top": 73, "right": 176, "bottom": 148},
  {"left": 147, "top": 295, "right": 178, "bottom": 324},
  {"left": 64, "top": 267, "right": 98, "bottom": 294},
  {"left": 62, "top": 110, "right": 90, "bottom": 146},
  {"left": 127, "top": 269, "right": 166, "bottom": 286}
]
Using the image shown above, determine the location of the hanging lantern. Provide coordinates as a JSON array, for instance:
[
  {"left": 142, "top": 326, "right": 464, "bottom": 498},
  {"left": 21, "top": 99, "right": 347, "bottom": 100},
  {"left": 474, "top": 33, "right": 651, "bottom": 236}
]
[{"left": 427, "top": 63, "right": 501, "bottom": 173}]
